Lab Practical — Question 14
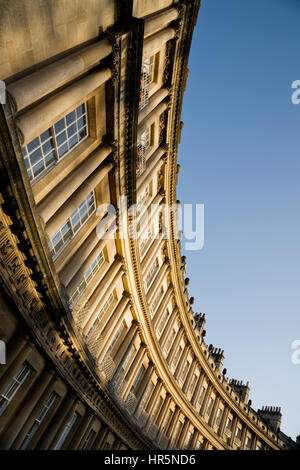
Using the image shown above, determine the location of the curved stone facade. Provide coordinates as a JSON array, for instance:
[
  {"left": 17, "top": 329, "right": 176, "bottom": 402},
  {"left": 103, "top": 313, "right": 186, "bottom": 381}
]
[{"left": 0, "top": 0, "right": 296, "bottom": 450}]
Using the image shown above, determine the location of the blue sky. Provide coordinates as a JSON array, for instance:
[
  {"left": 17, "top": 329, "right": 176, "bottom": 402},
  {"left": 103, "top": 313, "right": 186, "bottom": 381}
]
[{"left": 178, "top": 0, "right": 300, "bottom": 439}]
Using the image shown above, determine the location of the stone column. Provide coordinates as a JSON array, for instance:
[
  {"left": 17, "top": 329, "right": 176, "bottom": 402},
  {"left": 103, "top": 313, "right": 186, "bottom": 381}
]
[
  {"left": 208, "top": 396, "right": 220, "bottom": 427},
  {"left": 112, "top": 436, "right": 122, "bottom": 450},
  {"left": 182, "top": 358, "right": 197, "bottom": 395},
  {"left": 166, "top": 405, "right": 180, "bottom": 449},
  {"left": 0, "top": 339, "right": 33, "bottom": 392},
  {"left": 109, "top": 321, "right": 139, "bottom": 379},
  {"left": 202, "top": 437, "right": 210, "bottom": 450},
  {"left": 39, "top": 144, "right": 112, "bottom": 225},
  {"left": 38, "top": 394, "right": 77, "bottom": 449},
  {"left": 16, "top": 67, "right": 112, "bottom": 145},
  {"left": 138, "top": 88, "right": 169, "bottom": 124},
  {"left": 79, "top": 416, "right": 98, "bottom": 449},
  {"left": 142, "top": 28, "right": 176, "bottom": 58},
  {"left": 138, "top": 101, "right": 168, "bottom": 137},
  {"left": 155, "top": 394, "right": 172, "bottom": 429},
  {"left": 133, "top": 361, "right": 154, "bottom": 412},
  {"left": 152, "top": 285, "right": 173, "bottom": 330},
  {"left": 166, "top": 328, "right": 184, "bottom": 365},
  {"left": 240, "top": 425, "right": 248, "bottom": 450},
  {"left": 218, "top": 405, "right": 230, "bottom": 439},
  {"left": 0, "top": 335, "right": 28, "bottom": 382},
  {"left": 7, "top": 39, "right": 113, "bottom": 113},
  {"left": 137, "top": 147, "right": 166, "bottom": 192},
  {"left": 122, "top": 344, "right": 147, "bottom": 400},
  {"left": 146, "top": 261, "right": 169, "bottom": 305},
  {"left": 199, "top": 383, "right": 213, "bottom": 417},
  {"left": 93, "top": 423, "right": 109, "bottom": 450},
  {"left": 229, "top": 415, "right": 238, "bottom": 448},
  {"left": 251, "top": 435, "right": 258, "bottom": 450},
  {"left": 82, "top": 257, "right": 123, "bottom": 334},
  {"left": 65, "top": 238, "right": 109, "bottom": 295},
  {"left": 174, "top": 344, "right": 190, "bottom": 381},
  {"left": 96, "top": 294, "right": 131, "bottom": 361},
  {"left": 177, "top": 417, "right": 189, "bottom": 449},
  {"left": 70, "top": 411, "right": 94, "bottom": 449},
  {"left": 2, "top": 369, "right": 55, "bottom": 450},
  {"left": 191, "top": 370, "right": 205, "bottom": 406},
  {"left": 190, "top": 429, "right": 200, "bottom": 450},
  {"left": 144, "top": 8, "right": 179, "bottom": 38},
  {"left": 144, "top": 379, "right": 163, "bottom": 428},
  {"left": 45, "top": 160, "right": 113, "bottom": 235},
  {"left": 158, "top": 307, "right": 178, "bottom": 349},
  {"left": 59, "top": 216, "right": 114, "bottom": 287},
  {"left": 141, "top": 237, "right": 164, "bottom": 276},
  {"left": 138, "top": 193, "right": 165, "bottom": 240}
]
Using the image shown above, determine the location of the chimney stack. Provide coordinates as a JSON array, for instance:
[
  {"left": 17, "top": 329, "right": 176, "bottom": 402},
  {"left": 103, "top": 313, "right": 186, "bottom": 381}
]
[
  {"left": 257, "top": 406, "right": 282, "bottom": 433},
  {"left": 229, "top": 379, "right": 250, "bottom": 403}
]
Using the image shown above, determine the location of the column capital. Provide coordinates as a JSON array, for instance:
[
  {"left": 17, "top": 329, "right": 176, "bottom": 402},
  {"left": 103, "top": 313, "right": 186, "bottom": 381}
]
[
  {"left": 161, "top": 142, "right": 169, "bottom": 153},
  {"left": 131, "top": 319, "right": 139, "bottom": 328}
]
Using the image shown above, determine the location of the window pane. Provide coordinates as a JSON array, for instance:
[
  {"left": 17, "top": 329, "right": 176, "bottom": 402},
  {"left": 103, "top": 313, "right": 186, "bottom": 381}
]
[
  {"left": 54, "top": 118, "right": 65, "bottom": 134},
  {"left": 56, "top": 131, "right": 67, "bottom": 146},
  {"left": 33, "top": 160, "right": 45, "bottom": 178},
  {"left": 66, "top": 110, "right": 76, "bottom": 125},
  {"left": 69, "top": 251, "right": 104, "bottom": 306},
  {"left": 76, "top": 104, "right": 85, "bottom": 117},
  {"left": 69, "top": 134, "right": 78, "bottom": 149},
  {"left": 42, "top": 140, "right": 53, "bottom": 155},
  {"left": 77, "top": 116, "right": 86, "bottom": 129},
  {"left": 40, "top": 129, "right": 51, "bottom": 142},
  {"left": 58, "top": 143, "right": 68, "bottom": 158},
  {"left": 0, "top": 363, "right": 30, "bottom": 416},
  {"left": 67, "top": 123, "right": 76, "bottom": 137},
  {"left": 79, "top": 127, "right": 87, "bottom": 139},
  {"left": 45, "top": 151, "right": 56, "bottom": 166},
  {"left": 22, "top": 131, "right": 55, "bottom": 183},
  {"left": 22, "top": 103, "right": 88, "bottom": 184},
  {"left": 49, "top": 192, "right": 95, "bottom": 259},
  {"left": 27, "top": 137, "right": 40, "bottom": 153},
  {"left": 29, "top": 148, "right": 42, "bottom": 166}
]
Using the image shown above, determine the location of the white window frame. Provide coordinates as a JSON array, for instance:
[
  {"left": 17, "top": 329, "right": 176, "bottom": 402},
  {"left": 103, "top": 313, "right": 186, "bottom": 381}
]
[
  {"left": 151, "top": 286, "right": 164, "bottom": 316},
  {"left": 81, "top": 429, "right": 96, "bottom": 450},
  {"left": 0, "top": 362, "right": 31, "bottom": 416},
  {"left": 165, "top": 328, "right": 176, "bottom": 353},
  {"left": 137, "top": 127, "right": 151, "bottom": 177},
  {"left": 145, "top": 258, "right": 159, "bottom": 289},
  {"left": 215, "top": 407, "right": 222, "bottom": 427},
  {"left": 157, "top": 309, "right": 169, "bottom": 335},
  {"left": 20, "top": 392, "right": 57, "bottom": 449},
  {"left": 69, "top": 250, "right": 105, "bottom": 306},
  {"left": 54, "top": 412, "right": 79, "bottom": 450},
  {"left": 172, "top": 346, "right": 182, "bottom": 368},
  {"left": 23, "top": 103, "right": 88, "bottom": 184},
  {"left": 180, "top": 360, "right": 190, "bottom": 382},
  {"left": 189, "top": 373, "right": 197, "bottom": 394},
  {"left": 49, "top": 190, "right": 96, "bottom": 259},
  {"left": 139, "top": 56, "right": 155, "bottom": 110},
  {"left": 206, "top": 397, "right": 214, "bottom": 416},
  {"left": 86, "top": 292, "right": 115, "bottom": 343}
]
